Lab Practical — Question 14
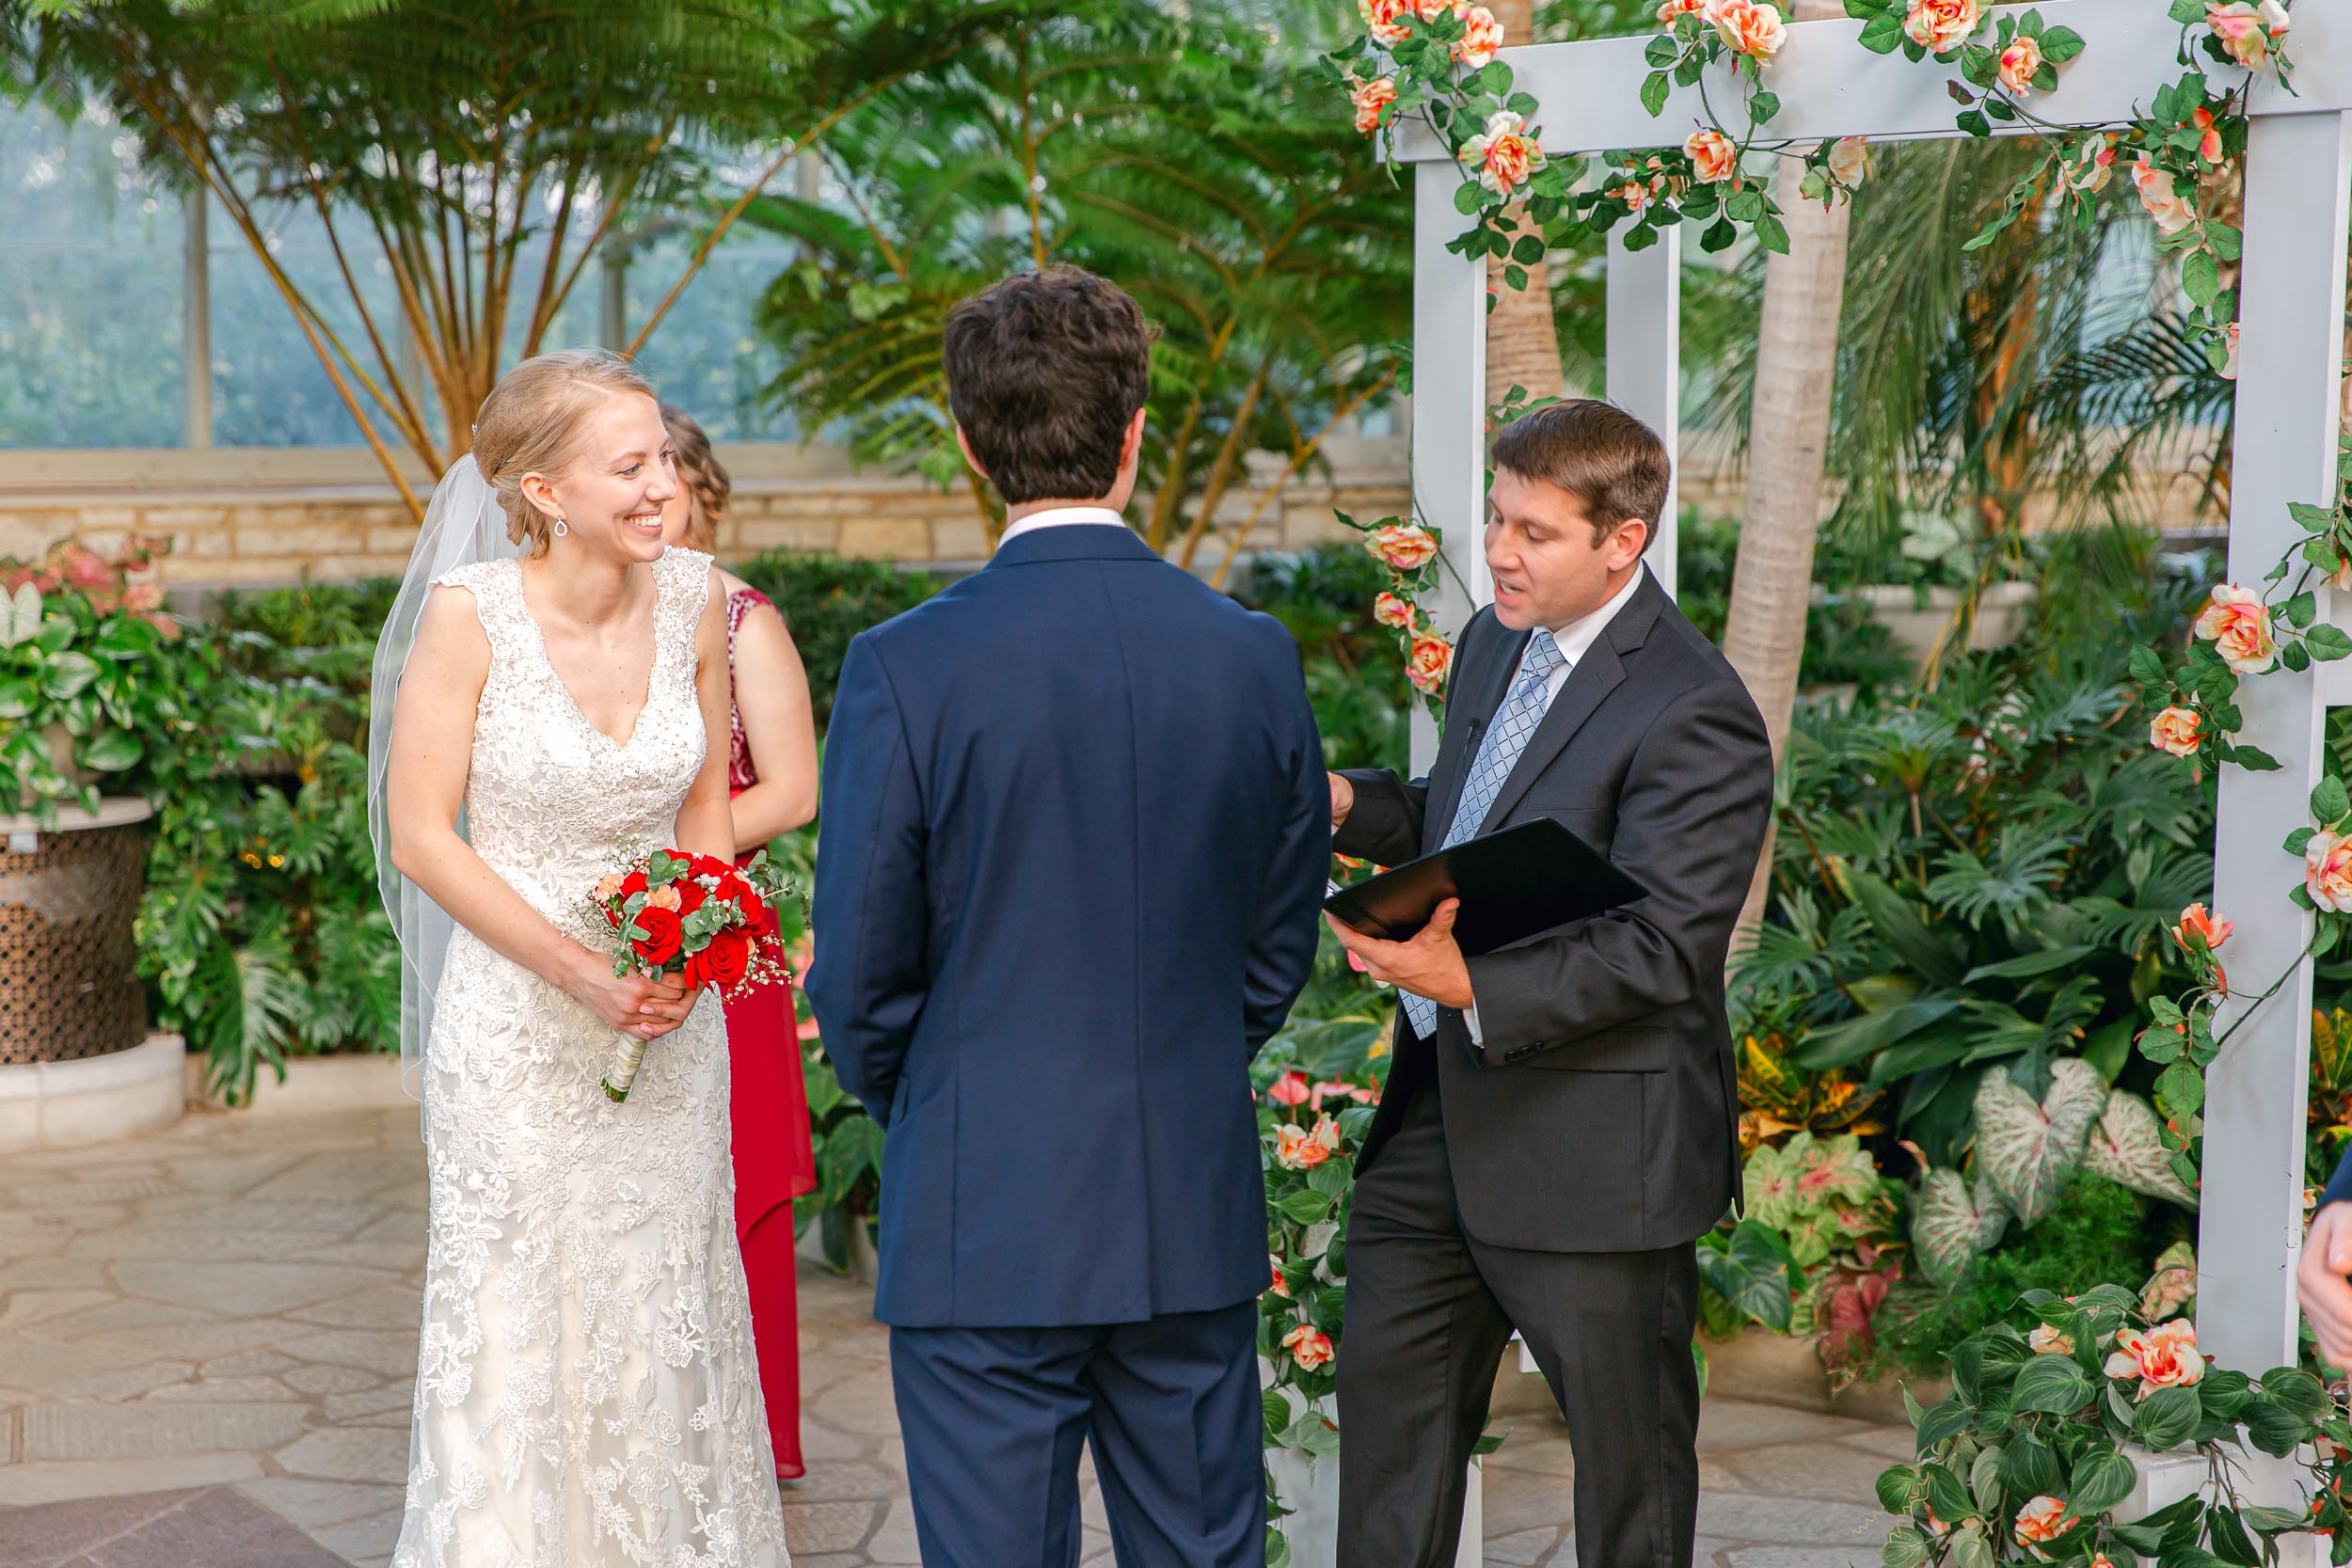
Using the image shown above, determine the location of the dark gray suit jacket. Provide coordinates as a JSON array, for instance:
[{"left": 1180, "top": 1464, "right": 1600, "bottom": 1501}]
[{"left": 1334, "top": 570, "right": 1772, "bottom": 1253}]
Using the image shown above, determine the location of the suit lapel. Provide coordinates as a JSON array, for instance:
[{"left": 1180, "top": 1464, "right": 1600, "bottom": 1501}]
[
  {"left": 1474, "top": 571, "right": 1670, "bottom": 835},
  {"left": 1422, "top": 619, "right": 1529, "bottom": 850}
]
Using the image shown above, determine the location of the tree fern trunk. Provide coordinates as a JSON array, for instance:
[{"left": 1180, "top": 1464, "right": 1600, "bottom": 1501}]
[{"left": 1721, "top": 0, "right": 1854, "bottom": 944}]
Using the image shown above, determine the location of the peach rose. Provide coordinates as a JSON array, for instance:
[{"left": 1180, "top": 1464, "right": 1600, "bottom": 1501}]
[
  {"left": 644, "top": 884, "right": 683, "bottom": 911},
  {"left": 2068, "top": 137, "right": 2117, "bottom": 193},
  {"left": 2027, "top": 1323, "right": 2074, "bottom": 1356},
  {"left": 1710, "top": 0, "right": 1786, "bottom": 60},
  {"left": 2172, "top": 902, "right": 2233, "bottom": 955},
  {"left": 1409, "top": 0, "right": 1456, "bottom": 18},
  {"left": 2308, "top": 830, "right": 2352, "bottom": 913},
  {"left": 1613, "top": 179, "right": 1650, "bottom": 214},
  {"left": 2148, "top": 705, "right": 2203, "bottom": 758},
  {"left": 1351, "top": 75, "right": 1397, "bottom": 135},
  {"left": 1903, "top": 0, "right": 1979, "bottom": 54},
  {"left": 1373, "top": 591, "right": 1415, "bottom": 629},
  {"left": 2219, "top": 320, "right": 2239, "bottom": 382},
  {"left": 1657, "top": 0, "right": 1708, "bottom": 19},
  {"left": 1459, "top": 109, "right": 1546, "bottom": 197},
  {"left": 2189, "top": 106, "right": 2223, "bottom": 165},
  {"left": 1267, "top": 1255, "right": 1289, "bottom": 1296},
  {"left": 1997, "top": 32, "right": 2042, "bottom": 94},
  {"left": 1365, "top": 522, "right": 1440, "bottom": 572},
  {"left": 2331, "top": 548, "right": 2352, "bottom": 594},
  {"left": 1684, "top": 128, "right": 1738, "bottom": 183},
  {"left": 2193, "top": 582, "right": 2275, "bottom": 673},
  {"left": 1454, "top": 5, "right": 1505, "bottom": 66},
  {"left": 1282, "top": 1323, "right": 1334, "bottom": 1370},
  {"left": 1360, "top": 0, "right": 1412, "bottom": 44},
  {"left": 1406, "top": 629, "right": 1454, "bottom": 693},
  {"left": 1827, "top": 137, "right": 1868, "bottom": 188},
  {"left": 1269, "top": 1069, "right": 1311, "bottom": 1106},
  {"left": 2103, "top": 1319, "right": 2205, "bottom": 1398},
  {"left": 2207, "top": 0, "right": 2286, "bottom": 69},
  {"left": 1274, "top": 1115, "right": 1341, "bottom": 1170},
  {"left": 2131, "top": 156, "right": 2197, "bottom": 234},
  {"left": 2014, "top": 1496, "right": 2076, "bottom": 1547},
  {"left": 596, "top": 873, "right": 628, "bottom": 901}
]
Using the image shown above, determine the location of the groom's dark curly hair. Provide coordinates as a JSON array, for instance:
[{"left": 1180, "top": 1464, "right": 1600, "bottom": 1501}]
[{"left": 944, "top": 266, "right": 1157, "bottom": 506}]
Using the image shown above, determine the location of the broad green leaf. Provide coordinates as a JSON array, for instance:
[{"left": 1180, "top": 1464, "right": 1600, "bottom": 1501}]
[
  {"left": 1963, "top": 945, "right": 2096, "bottom": 983},
  {"left": 2133, "top": 1383, "right": 2201, "bottom": 1449},
  {"left": 2010, "top": 1354, "right": 2093, "bottom": 1415},
  {"left": 1997, "top": 1430, "right": 2059, "bottom": 1495},
  {"left": 1694, "top": 1217, "right": 1796, "bottom": 1332},
  {"left": 1790, "top": 997, "right": 1960, "bottom": 1070},
  {"left": 1841, "top": 867, "right": 1967, "bottom": 986},
  {"left": 2067, "top": 1445, "right": 2137, "bottom": 1516}
]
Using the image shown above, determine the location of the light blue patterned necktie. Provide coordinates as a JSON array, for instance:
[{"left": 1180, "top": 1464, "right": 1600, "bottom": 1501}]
[{"left": 1399, "top": 627, "right": 1566, "bottom": 1041}]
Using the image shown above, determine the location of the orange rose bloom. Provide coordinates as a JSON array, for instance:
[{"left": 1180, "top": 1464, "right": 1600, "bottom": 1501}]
[
  {"left": 1282, "top": 1323, "right": 1334, "bottom": 1370},
  {"left": 1351, "top": 75, "right": 1398, "bottom": 136},
  {"left": 1406, "top": 630, "right": 1454, "bottom": 694},
  {"left": 2193, "top": 582, "right": 2275, "bottom": 673},
  {"left": 2103, "top": 1320, "right": 2205, "bottom": 1398},
  {"left": 2148, "top": 705, "right": 2202, "bottom": 758}
]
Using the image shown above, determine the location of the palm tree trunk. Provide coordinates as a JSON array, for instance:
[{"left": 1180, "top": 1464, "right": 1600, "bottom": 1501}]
[
  {"left": 1483, "top": 0, "right": 1565, "bottom": 409},
  {"left": 1720, "top": 0, "right": 1854, "bottom": 942}
]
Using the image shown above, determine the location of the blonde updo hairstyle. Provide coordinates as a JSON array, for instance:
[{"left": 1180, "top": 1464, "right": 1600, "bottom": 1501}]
[
  {"left": 659, "top": 403, "right": 732, "bottom": 555},
  {"left": 469, "top": 348, "right": 660, "bottom": 559}
]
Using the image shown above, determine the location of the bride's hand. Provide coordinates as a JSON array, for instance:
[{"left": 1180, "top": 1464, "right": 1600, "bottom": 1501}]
[{"left": 563, "top": 950, "right": 695, "bottom": 1038}]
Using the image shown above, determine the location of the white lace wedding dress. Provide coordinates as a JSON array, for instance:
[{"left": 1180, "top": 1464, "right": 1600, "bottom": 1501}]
[{"left": 390, "top": 546, "right": 789, "bottom": 1568}]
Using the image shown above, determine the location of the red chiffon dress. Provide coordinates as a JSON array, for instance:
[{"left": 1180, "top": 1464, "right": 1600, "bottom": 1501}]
[{"left": 723, "top": 584, "right": 818, "bottom": 1480}]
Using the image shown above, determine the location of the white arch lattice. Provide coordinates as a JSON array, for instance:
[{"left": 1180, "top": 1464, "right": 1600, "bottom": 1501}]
[{"left": 1392, "top": 0, "right": 2352, "bottom": 1473}]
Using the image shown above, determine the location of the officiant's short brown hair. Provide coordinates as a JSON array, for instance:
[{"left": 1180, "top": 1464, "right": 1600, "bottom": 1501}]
[
  {"left": 944, "top": 266, "right": 1157, "bottom": 506},
  {"left": 1491, "top": 400, "right": 1670, "bottom": 552}
]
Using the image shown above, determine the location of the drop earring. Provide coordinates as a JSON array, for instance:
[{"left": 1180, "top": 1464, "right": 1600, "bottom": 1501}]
[{"left": 553, "top": 517, "right": 569, "bottom": 539}]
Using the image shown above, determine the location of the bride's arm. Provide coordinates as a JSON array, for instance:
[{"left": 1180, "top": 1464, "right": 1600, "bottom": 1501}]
[
  {"left": 673, "top": 566, "right": 738, "bottom": 863},
  {"left": 386, "top": 584, "right": 693, "bottom": 1041}
]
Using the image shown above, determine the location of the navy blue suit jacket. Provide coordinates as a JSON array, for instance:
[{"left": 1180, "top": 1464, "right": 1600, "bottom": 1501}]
[{"left": 805, "top": 523, "right": 1328, "bottom": 1328}]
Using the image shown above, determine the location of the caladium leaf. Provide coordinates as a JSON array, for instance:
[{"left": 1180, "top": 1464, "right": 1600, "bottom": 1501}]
[
  {"left": 1915, "top": 1167, "right": 2010, "bottom": 1289},
  {"left": 2082, "top": 1089, "right": 2199, "bottom": 1211},
  {"left": 1975, "top": 1059, "right": 2104, "bottom": 1227}
]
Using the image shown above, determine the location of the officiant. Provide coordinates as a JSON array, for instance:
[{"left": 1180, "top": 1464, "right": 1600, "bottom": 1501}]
[{"left": 1323, "top": 399, "right": 1774, "bottom": 1568}]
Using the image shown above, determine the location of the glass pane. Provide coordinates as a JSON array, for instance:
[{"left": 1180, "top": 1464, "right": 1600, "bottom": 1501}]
[
  {"left": 209, "top": 197, "right": 393, "bottom": 448},
  {"left": 626, "top": 231, "right": 795, "bottom": 442},
  {"left": 0, "top": 101, "right": 184, "bottom": 448}
]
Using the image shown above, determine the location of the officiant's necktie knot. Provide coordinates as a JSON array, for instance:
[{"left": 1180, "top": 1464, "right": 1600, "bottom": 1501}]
[{"left": 1398, "top": 624, "right": 1572, "bottom": 1043}]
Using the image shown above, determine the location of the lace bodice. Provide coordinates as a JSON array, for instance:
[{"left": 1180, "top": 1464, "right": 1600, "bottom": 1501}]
[{"left": 435, "top": 547, "right": 711, "bottom": 942}]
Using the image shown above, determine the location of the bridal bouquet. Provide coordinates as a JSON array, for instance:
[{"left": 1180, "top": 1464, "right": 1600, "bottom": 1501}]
[{"left": 591, "top": 847, "right": 794, "bottom": 1102}]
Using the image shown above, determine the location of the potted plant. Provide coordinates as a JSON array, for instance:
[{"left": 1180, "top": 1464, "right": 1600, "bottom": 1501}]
[{"left": 0, "top": 537, "right": 188, "bottom": 1070}]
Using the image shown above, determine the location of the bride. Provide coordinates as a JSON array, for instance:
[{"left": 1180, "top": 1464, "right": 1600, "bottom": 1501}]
[{"left": 369, "top": 348, "right": 789, "bottom": 1566}]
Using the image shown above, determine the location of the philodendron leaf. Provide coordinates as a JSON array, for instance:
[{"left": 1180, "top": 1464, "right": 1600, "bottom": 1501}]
[
  {"left": 1975, "top": 1059, "right": 2105, "bottom": 1227},
  {"left": 1914, "top": 1167, "right": 2010, "bottom": 1289},
  {"left": 2082, "top": 1089, "right": 2200, "bottom": 1211}
]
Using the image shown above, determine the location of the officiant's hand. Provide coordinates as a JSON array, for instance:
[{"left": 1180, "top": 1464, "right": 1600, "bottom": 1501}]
[
  {"left": 2299, "top": 1201, "right": 2352, "bottom": 1368},
  {"left": 1327, "top": 771, "right": 1354, "bottom": 829},
  {"left": 1325, "top": 898, "right": 1473, "bottom": 1010}
]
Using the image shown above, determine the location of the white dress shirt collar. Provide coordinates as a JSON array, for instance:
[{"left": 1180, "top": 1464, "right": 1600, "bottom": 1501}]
[
  {"left": 998, "top": 505, "right": 1128, "bottom": 545},
  {"left": 1541, "top": 562, "right": 1649, "bottom": 672}
]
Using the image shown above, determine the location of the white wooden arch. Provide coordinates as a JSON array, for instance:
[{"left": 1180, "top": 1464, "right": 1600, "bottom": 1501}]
[{"left": 1394, "top": 0, "right": 2352, "bottom": 1388}]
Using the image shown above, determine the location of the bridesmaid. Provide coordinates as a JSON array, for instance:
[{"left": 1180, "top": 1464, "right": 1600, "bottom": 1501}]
[{"left": 660, "top": 403, "right": 820, "bottom": 1480}]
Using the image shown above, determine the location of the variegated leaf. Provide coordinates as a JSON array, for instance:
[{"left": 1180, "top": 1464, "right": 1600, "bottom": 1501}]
[
  {"left": 1914, "top": 1167, "right": 2010, "bottom": 1290},
  {"left": 2081, "top": 1089, "right": 2198, "bottom": 1211},
  {"left": 0, "top": 582, "right": 40, "bottom": 648},
  {"left": 1975, "top": 1059, "right": 2105, "bottom": 1227}
]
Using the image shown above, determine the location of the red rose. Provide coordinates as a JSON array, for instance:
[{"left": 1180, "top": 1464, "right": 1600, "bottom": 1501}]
[
  {"left": 680, "top": 948, "right": 713, "bottom": 991},
  {"left": 619, "top": 869, "right": 649, "bottom": 900},
  {"left": 676, "top": 879, "right": 708, "bottom": 915},
  {"left": 691, "top": 852, "right": 734, "bottom": 880},
  {"left": 701, "top": 929, "right": 752, "bottom": 990},
  {"left": 630, "top": 907, "right": 683, "bottom": 967},
  {"left": 739, "top": 889, "right": 773, "bottom": 936}
]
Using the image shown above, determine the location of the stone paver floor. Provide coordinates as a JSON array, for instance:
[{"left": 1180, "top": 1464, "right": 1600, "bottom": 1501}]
[{"left": 0, "top": 1106, "right": 1907, "bottom": 1565}]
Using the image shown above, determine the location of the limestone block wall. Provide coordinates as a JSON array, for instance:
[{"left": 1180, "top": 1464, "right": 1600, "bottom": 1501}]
[{"left": 0, "top": 440, "right": 1414, "bottom": 588}]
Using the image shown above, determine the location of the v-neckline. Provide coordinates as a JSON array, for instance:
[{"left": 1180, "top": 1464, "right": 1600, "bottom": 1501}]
[{"left": 513, "top": 559, "right": 662, "bottom": 752}]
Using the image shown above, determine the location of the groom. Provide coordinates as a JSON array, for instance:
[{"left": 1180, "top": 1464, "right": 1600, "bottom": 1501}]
[
  {"left": 806, "top": 265, "right": 1329, "bottom": 1568},
  {"left": 1324, "top": 400, "right": 1773, "bottom": 1568}
]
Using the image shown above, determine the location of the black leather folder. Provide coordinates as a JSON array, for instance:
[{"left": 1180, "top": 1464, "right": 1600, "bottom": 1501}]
[{"left": 1323, "top": 817, "right": 1646, "bottom": 956}]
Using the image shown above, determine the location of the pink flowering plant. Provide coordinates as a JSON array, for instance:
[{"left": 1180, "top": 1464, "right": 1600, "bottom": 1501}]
[{"left": 1876, "top": 1280, "right": 2352, "bottom": 1568}]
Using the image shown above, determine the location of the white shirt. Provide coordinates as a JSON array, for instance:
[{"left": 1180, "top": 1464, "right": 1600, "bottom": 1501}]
[
  {"left": 997, "top": 505, "right": 1127, "bottom": 545},
  {"left": 1462, "top": 562, "right": 1650, "bottom": 1042}
]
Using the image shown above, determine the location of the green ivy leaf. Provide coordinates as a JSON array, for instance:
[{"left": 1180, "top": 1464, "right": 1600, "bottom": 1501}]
[
  {"left": 2133, "top": 1382, "right": 2201, "bottom": 1449},
  {"left": 2232, "top": 743, "right": 2280, "bottom": 772},
  {"left": 2041, "top": 24, "right": 2085, "bottom": 61},
  {"left": 1754, "top": 212, "right": 1789, "bottom": 254},
  {"left": 2313, "top": 775, "right": 2349, "bottom": 826},
  {"left": 1857, "top": 10, "right": 1904, "bottom": 51},
  {"left": 2129, "top": 644, "right": 2169, "bottom": 688},
  {"left": 2309, "top": 624, "right": 2352, "bottom": 662},
  {"left": 2010, "top": 1354, "right": 2094, "bottom": 1415},
  {"left": 1454, "top": 182, "right": 1486, "bottom": 215},
  {"left": 1956, "top": 108, "right": 1990, "bottom": 137},
  {"left": 2285, "top": 591, "right": 2319, "bottom": 628},
  {"left": 1997, "top": 1430, "right": 2060, "bottom": 1496},
  {"left": 1645, "top": 33, "right": 1680, "bottom": 66},
  {"left": 1701, "top": 215, "right": 1738, "bottom": 253},
  {"left": 2168, "top": 0, "right": 2207, "bottom": 23},
  {"left": 1750, "top": 89, "right": 1781, "bottom": 122},
  {"left": 2067, "top": 1444, "right": 2137, "bottom": 1517},
  {"left": 2183, "top": 250, "right": 2220, "bottom": 309},
  {"left": 1641, "top": 69, "right": 1671, "bottom": 117}
]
